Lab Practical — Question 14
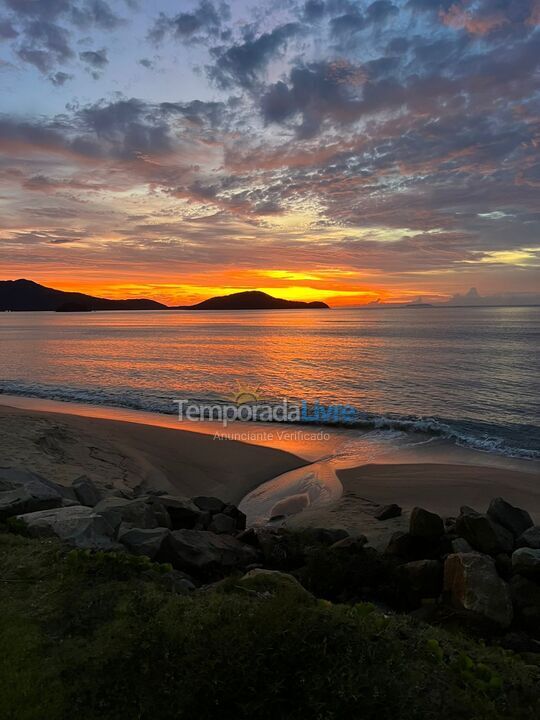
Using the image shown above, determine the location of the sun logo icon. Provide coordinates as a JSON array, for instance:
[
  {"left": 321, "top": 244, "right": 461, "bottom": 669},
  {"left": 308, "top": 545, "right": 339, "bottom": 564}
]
[{"left": 228, "top": 383, "right": 263, "bottom": 405}]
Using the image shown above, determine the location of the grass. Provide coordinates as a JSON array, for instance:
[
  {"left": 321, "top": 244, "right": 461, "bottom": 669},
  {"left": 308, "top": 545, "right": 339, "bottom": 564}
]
[{"left": 0, "top": 532, "right": 538, "bottom": 720}]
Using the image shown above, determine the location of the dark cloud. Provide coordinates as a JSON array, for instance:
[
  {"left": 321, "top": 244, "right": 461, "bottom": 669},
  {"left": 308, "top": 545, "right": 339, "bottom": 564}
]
[
  {"left": 303, "top": 0, "right": 326, "bottom": 22},
  {"left": 0, "top": 17, "right": 17, "bottom": 38},
  {"left": 366, "top": 1, "right": 399, "bottom": 23},
  {"left": 0, "top": 0, "right": 122, "bottom": 74},
  {"left": 208, "top": 22, "right": 301, "bottom": 88},
  {"left": 148, "top": 1, "right": 229, "bottom": 44},
  {"left": 79, "top": 48, "right": 108, "bottom": 69},
  {"left": 49, "top": 70, "right": 72, "bottom": 85}
]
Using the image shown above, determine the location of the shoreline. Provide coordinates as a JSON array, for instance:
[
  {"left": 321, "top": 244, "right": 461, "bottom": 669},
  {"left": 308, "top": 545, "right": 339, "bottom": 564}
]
[{"left": 1, "top": 395, "right": 539, "bottom": 544}]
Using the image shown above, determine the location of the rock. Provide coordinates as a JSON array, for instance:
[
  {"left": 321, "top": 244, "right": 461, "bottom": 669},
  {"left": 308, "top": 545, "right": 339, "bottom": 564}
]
[
  {"left": 118, "top": 526, "right": 170, "bottom": 559},
  {"left": 222, "top": 504, "right": 247, "bottom": 531},
  {"left": 93, "top": 497, "right": 167, "bottom": 533},
  {"left": 330, "top": 535, "right": 368, "bottom": 551},
  {"left": 398, "top": 559, "right": 443, "bottom": 605},
  {"left": 192, "top": 496, "right": 225, "bottom": 514},
  {"left": 495, "top": 553, "right": 512, "bottom": 581},
  {"left": 159, "top": 529, "right": 260, "bottom": 579},
  {"left": 0, "top": 466, "right": 64, "bottom": 520},
  {"left": 208, "top": 513, "right": 237, "bottom": 535},
  {"left": 300, "top": 528, "right": 349, "bottom": 546},
  {"left": 72, "top": 475, "right": 104, "bottom": 507},
  {"left": 512, "top": 548, "right": 540, "bottom": 580},
  {"left": 374, "top": 504, "right": 402, "bottom": 521},
  {"left": 409, "top": 507, "right": 444, "bottom": 539},
  {"left": 385, "top": 530, "right": 446, "bottom": 562},
  {"left": 16, "top": 505, "right": 117, "bottom": 550},
  {"left": 517, "top": 526, "right": 540, "bottom": 550},
  {"left": 451, "top": 537, "right": 473, "bottom": 553},
  {"left": 239, "top": 568, "right": 313, "bottom": 602},
  {"left": 385, "top": 531, "right": 423, "bottom": 562},
  {"left": 239, "top": 528, "right": 304, "bottom": 570},
  {"left": 455, "top": 509, "right": 513, "bottom": 555},
  {"left": 510, "top": 575, "right": 540, "bottom": 636},
  {"left": 160, "top": 570, "right": 196, "bottom": 594},
  {"left": 487, "top": 497, "right": 533, "bottom": 539},
  {"left": 444, "top": 552, "right": 513, "bottom": 627},
  {"left": 154, "top": 495, "right": 201, "bottom": 530}
]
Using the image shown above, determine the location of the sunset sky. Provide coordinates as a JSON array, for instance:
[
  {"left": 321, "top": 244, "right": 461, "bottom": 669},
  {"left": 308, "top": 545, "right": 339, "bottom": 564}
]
[{"left": 1, "top": 0, "right": 539, "bottom": 306}]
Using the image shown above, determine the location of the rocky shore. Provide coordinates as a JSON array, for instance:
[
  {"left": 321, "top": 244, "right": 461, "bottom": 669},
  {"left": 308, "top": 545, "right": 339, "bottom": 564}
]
[{"left": 2, "top": 465, "right": 539, "bottom": 651}]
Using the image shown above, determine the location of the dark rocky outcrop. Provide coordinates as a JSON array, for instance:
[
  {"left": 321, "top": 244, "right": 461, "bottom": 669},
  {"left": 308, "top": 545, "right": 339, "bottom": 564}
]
[
  {"left": 158, "top": 529, "right": 260, "bottom": 580},
  {"left": 487, "top": 497, "right": 533, "bottom": 539},
  {"left": 16, "top": 505, "right": 118, "bottom": 550},
  {"left": 409, "top": 507, "right": 444, "bottom": 539},
  {"left": 374, "top": 504, "right": 402, "bottom": 521},
  {"left": 118, "top": 526, "right": 170, "bottom": 560},
  {"left": 0, "top": 466, "right": 66, "bottom": 520},
  {"left": 444, "top": 552, "right": 513, "bottom": 627},
  {"left": 455, "top": 507, "right": 514, "bottom": 555},
  {"left": 517, "top": 525, "right": 540, "bottom": 549}
]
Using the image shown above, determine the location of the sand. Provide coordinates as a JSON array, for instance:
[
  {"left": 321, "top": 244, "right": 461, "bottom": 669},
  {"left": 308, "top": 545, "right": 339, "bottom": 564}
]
[
  {"left": 285, "top": 462, "right": 540, "bottom": 549},
  {"left": 1, "top": 398, "right": 538, "bottom": 550},
  {"left": 0, "top": 402, "right": 306, "bottom": 503}
]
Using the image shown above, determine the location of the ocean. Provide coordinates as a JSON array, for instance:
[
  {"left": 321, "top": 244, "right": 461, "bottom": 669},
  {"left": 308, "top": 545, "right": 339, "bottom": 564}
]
[{"left": 1, "top": 306, "right": 539, "bottom": 460}]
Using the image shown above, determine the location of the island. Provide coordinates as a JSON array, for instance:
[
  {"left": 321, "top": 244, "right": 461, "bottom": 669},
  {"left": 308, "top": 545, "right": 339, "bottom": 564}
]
[{"left": 0, "top": 280, "right": 330, "bottom": 312}]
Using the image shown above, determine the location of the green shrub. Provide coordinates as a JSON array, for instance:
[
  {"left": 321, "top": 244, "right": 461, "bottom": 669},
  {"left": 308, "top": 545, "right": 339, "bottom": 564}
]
[{"left": 0, "top": 534, "right": 538, "bottom": 720}]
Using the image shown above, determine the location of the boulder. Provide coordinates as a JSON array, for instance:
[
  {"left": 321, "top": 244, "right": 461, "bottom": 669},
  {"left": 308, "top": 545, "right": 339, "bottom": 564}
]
[
  {"left": 0, "top": 466, "right": 64, "bottom": 520},
  {"left": 118, "top": 526, "right": 170, "bottom": 560},
  {"left": 330, "top": 535, "right": 368, "bottom": 551},
  {"left": 512, "top": 547, "right": 540, "bottom": 580},
  {"left": 154, "top": 495, "right": 201, "bottom": 530},
  {"left": 444, "top": 552, "right": 513, "bottom": 627},
  {"left": 487, "top": 497, "right": 533, "bottom": 539},
  {"left": 300, "top": 528, "right": 349, "bottom": 546},
  {"left": 510, "top": 575, "right": 540, "bottom": 636},
  {"left": 93, "top": 497, "right": 168, "bottom": 533},
  {"left": 16, "top": 505, "right": 118, "bottom": 550},
  {"left": 374, "top": 504, "right": 402, "bottom": 521},
  {"left": 385, "top": 530, "right": 446, "bottom": 562},
  {"left": 72, "top": 475, "right": 104, "bottom": 507},
  {"left": 208, "top": 513, "right": 237, "bottom": 535},
  {"left": 455, "top": 508, "right": 513, "bottom": 555},
  {"left": 451, "top": 537, "right": 473, "bottom": 553},
  {"left": 192, "top": 496, "right": 226, "bottom": 514},
  {"left": 160, "top": 570, "right": 196, "bottom": 594},
  {"left": 398, "top": 559, "right": 443, "bottom": 606},
  {"left": 409, "top": 507, "right": 444, "bottom": 539},
  {"left": 222, "top": 504, "right": 247, "bottom": 531},
  {"left": 517, "top": 526, "right": 540, "bottom": 550},
  {"left": 159, "top": 529, "right": 260, "bottom": 579},
  {"left": 250, "top": 528, "right": 305, "bottom": 570}
]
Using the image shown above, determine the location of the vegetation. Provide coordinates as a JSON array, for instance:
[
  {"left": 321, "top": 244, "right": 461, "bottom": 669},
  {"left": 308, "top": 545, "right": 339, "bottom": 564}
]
[{"left": 0, "top": 533, "right": 538, "bottom": 720}]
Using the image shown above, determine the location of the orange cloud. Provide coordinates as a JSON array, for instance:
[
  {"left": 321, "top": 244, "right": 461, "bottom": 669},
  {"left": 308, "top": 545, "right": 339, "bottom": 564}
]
[{"left": 441, "top": 3, "right": 508, "bottom": 35}]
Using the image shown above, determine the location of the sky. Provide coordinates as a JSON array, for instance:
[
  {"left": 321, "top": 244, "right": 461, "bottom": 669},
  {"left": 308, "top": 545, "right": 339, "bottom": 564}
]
[{"left": 0, "top": 0, "right": 539, "bottom": 306}]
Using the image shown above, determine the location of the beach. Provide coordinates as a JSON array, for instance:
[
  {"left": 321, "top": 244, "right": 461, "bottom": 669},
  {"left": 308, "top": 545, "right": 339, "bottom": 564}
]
[{"left": 1, "top": 396, "right": 539, "bottom": 548}]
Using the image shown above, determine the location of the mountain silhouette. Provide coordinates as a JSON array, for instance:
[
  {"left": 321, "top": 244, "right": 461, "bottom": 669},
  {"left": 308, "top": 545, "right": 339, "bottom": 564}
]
[
  {"left": 1, "top": 281, "right": 329, "bottom": 312},
  {"left": 0, "top": 279, "right": 166, "bottom": 312},
  {"left": 174, "top": 290, "right": 329, "bottom": 310}
]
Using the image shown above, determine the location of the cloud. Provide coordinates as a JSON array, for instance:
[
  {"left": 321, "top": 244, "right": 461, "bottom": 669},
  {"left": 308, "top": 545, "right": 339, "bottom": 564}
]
[
  {"left": 79, "top": 48, "right": 108, "bottom": 69},
  {"left": 49, "top": 70, "right": 72, "bottom": 85},
  {"left": 0, "top": 17, "right": 17, "bottom": 38},
  {"left": 148, "top": 1, "right": 229, "bottom": 44},
  {"left": 208, "top": 22, "right": 301, "bottom": 88},
  {"left": 0, "top": 0, "right": 122, "bottom": 75}
]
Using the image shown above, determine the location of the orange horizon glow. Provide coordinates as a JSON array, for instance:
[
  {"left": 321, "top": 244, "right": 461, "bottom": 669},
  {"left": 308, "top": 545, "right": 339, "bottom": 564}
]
[{"left": 2, "top": 270, "right": 451, "bottom": 307}]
